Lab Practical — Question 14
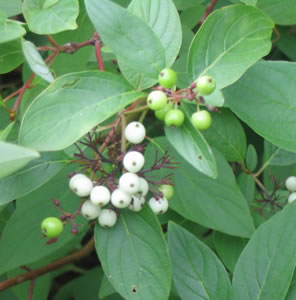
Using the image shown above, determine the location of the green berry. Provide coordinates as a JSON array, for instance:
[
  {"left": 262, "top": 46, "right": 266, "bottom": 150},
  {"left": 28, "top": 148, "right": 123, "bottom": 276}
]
[
  {"left": 191, "top": 110, "right": 212, "bottom": 130},
  {"left": 41, "top": 217, "right": 64, "bottom": 238},
  {"left": 147, "top": 91, "right": 167, "bottom": 111},
  {"left": 155, "top": 103, "right": 174, "bottom": 121},
  {"left": 164, "top": 109, "right": 185, "bottom": 127},
  {"left": 159, "top": 185, "right": 174, "bottom": 200},
  {"left": 195, "top": 76, "right": 216, "bottom": 95},
  {"left": 158, "top": 68, "right": 177, "bottom": 89}
]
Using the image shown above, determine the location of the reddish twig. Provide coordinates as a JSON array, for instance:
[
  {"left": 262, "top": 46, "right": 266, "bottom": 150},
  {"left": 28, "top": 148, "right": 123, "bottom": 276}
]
[
  {"left": 95, "top": 40, "right": 105, "bottom": 71},
  {"left": 199, "top": 0, "right": 218, "bottom": 25}
]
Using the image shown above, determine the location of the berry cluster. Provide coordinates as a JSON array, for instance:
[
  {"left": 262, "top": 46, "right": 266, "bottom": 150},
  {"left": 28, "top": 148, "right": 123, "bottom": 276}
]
[
  {"left": 147, "top": 68, "right": 216, "bottom": 131},
  {"left": 285, "top": 176, "right": 296, "bottom": 203}
]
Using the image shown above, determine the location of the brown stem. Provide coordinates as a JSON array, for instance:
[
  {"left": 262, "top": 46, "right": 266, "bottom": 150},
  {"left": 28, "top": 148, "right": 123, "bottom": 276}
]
[
  {"left": 95, "top": 40, "right": 105, "bottom": 71},
  {"left": 199, "top": 0, "right": 218, "bottom": 25},
  {"left": 0, "top": 237, "right": 95, "bottom": 291},
  {"left": 46, "top": 35, "right": 59, "bottom": 48}
]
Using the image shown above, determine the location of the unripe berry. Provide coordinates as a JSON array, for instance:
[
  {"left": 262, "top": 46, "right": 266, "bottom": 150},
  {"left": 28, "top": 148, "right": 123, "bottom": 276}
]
[
  {"left": 128, "top": 194, "right": 145, "bottom": 212},
  {"left": 288, "top": 192, "right": 296, "bottom": 203},
  {"left": 148, "top": 197, "right": 169, "bottom": 214},
  {"left": 98, "top": 209, "right": 117, "bottom": 228},
  {"left": 285, "top": 176, "right": 296, "bottom": 192},
  {"left": 159, "top": 184, "right": 174, "bottom": 200},
  {"left": 90, "top": 186, "right": 111, "bottom": 206},
  {"left": 123, "top": 151, "right": 145, "bottom": 173},
  {"left": 195, "top": 76, "right": 216, "bottom": 95},
  {"left": 147, "top": 91, "right": 167, "bottom": 111},
  {"left": 119, "top": 172, "right": 140, "bottom": 194},
  {"left": 138, "top": 177, "right": 149, "bottom": 196},
  {"left": 81, "top": 200, "right": 101, "bottom": 220},
  {"left": 41, "top": 217, "right": 64, "bottom": 238},
  {"left": 158, "top": 68, "right": 177, "bottom": 89},
  {"left": 155, "top": 103, "right": 174, "bottom": 121},
  {"left": 164, "top": 109, "right": 184, "bottom": 127},
  {"left": 125, "top": 122, "right": 146, "bottom": 144},
  {"left": 111, "top": 188, "right": 132, "bottom": 208},
  {"left": 191, "top": 110, "right": 212, "bottom": 130},
  {"left": 69, "top": 173, "right": 87, "bottom": 191},
  {"left": 71, "top": 176, "right": 93, "bottom": 197}
]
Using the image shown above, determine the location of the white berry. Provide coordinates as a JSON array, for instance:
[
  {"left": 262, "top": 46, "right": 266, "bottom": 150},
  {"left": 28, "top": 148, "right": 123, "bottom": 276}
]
[
  {"left": 138, "top": 177, "right": 149, "bottom": 196},
  {"left": 72, "top": 176, "right": 93, "bottom": 197},
  {"left": 285, "top": 176, "right": 296, "bottom": 192},
  {"left": 98, "top": 209, "right": 117, "bottom": 228},
  {"left": 69, "top": 173, "right": 87, "bottom": 191},
  {"left": 123, "top": 151, "right": 145, "bottom": 173},
  {"left": 124, "top": 122, "right": 146, "bottom": 144},
  {"left": 119, "top": 172, "right": 140, "bottom": 194},
  {"left": 81, "top": 200, "right": 101, "bottom": 220},
  {"left": 90, "top": 186, "right": 111, "bottom": 206},
  {"left": 111, "top": 188, "right": 132, "bottom": 208},
  {"left": 288, "top": 192, "right": 296, "bottom": 203},
  {"left": 128, "top": 194, "right": 145, "bottom": 212},
  {"left": 148, "top": 197, "right": 169, "bottom": 214}
]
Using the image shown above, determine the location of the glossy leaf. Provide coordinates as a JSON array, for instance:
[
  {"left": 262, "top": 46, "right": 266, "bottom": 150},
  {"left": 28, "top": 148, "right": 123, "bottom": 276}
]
[
  {"left": 19, "top": 71, "right": 145, "bottom": 151},
  {"left": 23, "top": 41, "right": 54, "bottom": 83},
  {"left": 232, "top": 203, "right": 296, "bottom": 300},
  {"left": 95, "top": 207, "right": 171, "bottom": 300},
  {"left": 23, "top": 0, "right": 79, "bottom": 34},
  {"left": 0, "top": 141, "right": 40, "bottom": 179},
  {"left": 225, "top": 60, "right": 296, "bottom": 153},
  {"left": 0, "top": 152, "right": 69, "bottom": 205},
  {"left": 168, "top": 223, "right": 232, "bottom": 300},
  {"left": 0, "top": 16, "right": 26, "bottom": 44},
  {"left": 187, "top": 5, "right": 273, "bottom": 89},
  {"left": 85, "top": 0, "right": 166, "bottom": 79}
]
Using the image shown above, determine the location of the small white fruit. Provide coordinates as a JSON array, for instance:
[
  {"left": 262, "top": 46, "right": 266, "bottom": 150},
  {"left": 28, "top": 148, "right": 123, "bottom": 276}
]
[
  {"left": 124, "top": 122, "right": 146, "bottom": 144},
  {"left": 148, "top": 197, "right": 169, "bottom": 214},
  {"left": 285, "top": 176, "right": 296, "bottom": 192},
  {"left": 98, "top": 209, "right": 117, "bottom": 228},
  {"left": 81, "top": 200, "right": 101, "bottom": 220},
  {"left": 111, "top": 188, "right": 132, "bottom": 208},
  {"left": 69, "top": 173, "right": 87, "bottom": 191},
  {"left": 123, "top": 151, "right": 145, "bottom": 173},
  {"left": 128, "top": 194, "right": 145, "bottom": 212},
  {"left": 138, "top": 177, "right": 149, "bottom": 196},
  {"left": 119, "top": 172, "right": 140, "bottom": 194},
  {"left": 90, "top": 186, "right": 111, "bottom": 206},
  {"left": 72, "top": 176, "right": 93, "bottom": 197},
  {"left": 288, "top": 192, "right": 296, "bottom": 203}
]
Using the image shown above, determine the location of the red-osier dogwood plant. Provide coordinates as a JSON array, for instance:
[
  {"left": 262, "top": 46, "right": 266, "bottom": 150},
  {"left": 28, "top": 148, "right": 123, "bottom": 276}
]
[{"left": 1, "top": 0, "right": 296, "bottom": 299}]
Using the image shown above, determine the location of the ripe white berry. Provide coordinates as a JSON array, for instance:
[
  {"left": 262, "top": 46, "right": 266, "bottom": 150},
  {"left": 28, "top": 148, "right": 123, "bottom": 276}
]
[
  {"left": 285, "top": 176, "right": 296, "bottom": 192},
  {"left": 148, "top": 197, "right": 169, "bottom": 214},
  {"left": 111, "top": 188, "right": 132, "bottom": 208},
  {"left": 138, "top": 177, "right": 149, "bottom": 196},
  {"left": 98, "top": 209, "right": 117, "bottom": 228},
  {"left": 69, "top": 173, "right": 87, "bottom": 191},
  {"left": 123, "top": 151, "right": 145, "bottom": 173},
  {"left": 124, "top": 122, "right": 146, "bottom": 144},
  {"left": 119, "top": 172, "right": 140, "bottom": 194},
  {"left": 72, "top": 176, "right": 93, "bottom": 197},
  {"left": 128, "top": 194, "right": 145, "bottom": 212},
  {"left": 288, "top": 192, "right": 296, "bottom": 203},
  {"left": 90, "top": 186, "right": 111, "bottom": 206},
  {"left": 81, "top": 200, "right": 101, "bottom": 220}
]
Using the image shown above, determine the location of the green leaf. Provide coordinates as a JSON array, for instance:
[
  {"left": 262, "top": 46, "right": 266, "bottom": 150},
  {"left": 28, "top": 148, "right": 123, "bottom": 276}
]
[
  {"left": 0, "top": 0, "right": 22, "bottom": 17},
  {"left": 187, "top": 4, "right": 273, "bottom": 89},
  {"left": 168, "top": 223, "right": 232, "bottom": 300},
  {"left": 286, "top": 271, "right": 296, "bottom": 300},
  {"left": 0, "top": 141, "right": 40, "bottom": 179},
  {"left": 165, "top": 104, "right": 217, "bottom": 178},
  {"left": 0, "top": 166, "right": 87, "bottom": 275},
  {"left": 0, "top": 152, "right": 69, "bottom": 205},
  {"left": 95, "top": 207, "right": 171, "bottom": 300},
  {"left": 0, "top": 39, "right": 24, "bottom": 74},
  {"left": 180, "top": 5, "right": 205, "bottom": 29},
  {"left": 258, "top": 0, "right": 296, "bottom": 25},
  {"left": 224, "top": 60, "right": 296, "bottom": 153},
  {"left": 213, "top": 231, "right": 247, "bottom": 272},
  {"left": 202, "top": 108, "right": 247, "bottom": 162},
  {"left": 232, "top": 203, "right": 296, "bottom": 300},
  {"left": 23, "top": 40, "right": 54, "bottom": 83},
  {"left": 0, "top": 122, "right": 15, "bottom": 141},
  {"left": 0, "top": 17, "right": 26, "bottom": 44},
  {"left": 275, "top": 27, "right": 296, "bottom": 61},
  {"left": 85, "top": 0, "right": 166, "bottom": 79},
  {"left": 19, "top": 71, "right": 145, "bottom": 151},
  {"left": 23, "top": 0, "right": 79, "bottom": 34},
  {"left": 241, "top": 0, "right": 257, "bottom": 5},
  {"left": 237, "top": 173, "right": 255, "bottom": 203},
  {"left": 246, "top": 144, "right": 257, "bottom": 172}
]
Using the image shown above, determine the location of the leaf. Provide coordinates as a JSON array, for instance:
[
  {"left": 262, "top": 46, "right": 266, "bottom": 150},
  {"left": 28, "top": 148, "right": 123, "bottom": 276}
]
[
  {"left": 241, "top": 0, "right": 257, "bottom": 5},
  {"left": 0, "top": 141, "right": 40, "bottom": 179},
  {"left": 286, "top": 271, "right": 296, "bottom": 300},
  {"left": 0, "top": 122, "right": 15, "bottom": 141},
  {"left": 0, "top": 151, "right": 69, "bottom": 205},
  {"left": 85, "top": 0, "right": 166, "bottom": 79},
  {"left": 232, "top": 203, "right": 296, "bottom": 300},
  {"left": 0, "top": 16, "right": 26, "bottom": 44},
  {"left": 224, "top": 60, "right": 296, "bottom": 153},
  {"left": 246, "top": 144, "right": 257, "bottom": 172},
  {"left": 0, "top": 39, "right": 24, "bottom": 74},
  {"left": 187, "top": 4, "right": 274, "bottom": 89},
  {"left": 168, "top": 223, "right": 232, "bottom": 300},
  {"left": 0, "top": 166, "right": 88, "bottom": 275},
  {"left": 23, "top": 0, "right": 79, "bottom": 34},
  {"left": 202, "top": 108, "right": 247, "bottom": 162},
  {"left": 19, "top": 71, "right": 145, "bottom": 151},
  {"left": 180, "top": 5, "right": 205, "bottom": 29},
  {"left": 95, "top": 207, "right": 171, "bottom": 300},
  {"left": 237, "top": 173, "right": 255, "bottom": 203},
  {"left": 23, "top": 41, "right": 55, "bottom": 83},
  {"left": 165, "top": 104, "right": 217, "bottom": 178},
  {"left": 0, "top": 0, "right": 22, "bottom": 17},
  {"left": 258, "top": 0, "right": 296, "bottom": 25}
]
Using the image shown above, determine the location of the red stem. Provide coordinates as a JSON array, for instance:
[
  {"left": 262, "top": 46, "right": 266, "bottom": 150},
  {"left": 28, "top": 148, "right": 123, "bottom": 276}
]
[
  {"left": 95, "top": 40, "right": 105, "bottom": 71},
  {"left": 199, "top": 0, "right": 218, "bottom": 25}
]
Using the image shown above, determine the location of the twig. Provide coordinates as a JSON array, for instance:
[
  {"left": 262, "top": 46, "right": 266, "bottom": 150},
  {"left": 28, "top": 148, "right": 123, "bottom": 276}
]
[{"left": 199, "top": 0, "right": 218, "bottom": 25}]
